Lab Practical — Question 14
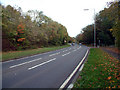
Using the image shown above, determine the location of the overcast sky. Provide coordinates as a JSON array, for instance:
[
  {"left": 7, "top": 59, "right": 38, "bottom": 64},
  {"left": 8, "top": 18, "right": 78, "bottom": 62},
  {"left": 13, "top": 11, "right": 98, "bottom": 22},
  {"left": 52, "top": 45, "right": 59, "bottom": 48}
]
[{"left": 1, "top": 0, "right": 114, "bottom": 37}]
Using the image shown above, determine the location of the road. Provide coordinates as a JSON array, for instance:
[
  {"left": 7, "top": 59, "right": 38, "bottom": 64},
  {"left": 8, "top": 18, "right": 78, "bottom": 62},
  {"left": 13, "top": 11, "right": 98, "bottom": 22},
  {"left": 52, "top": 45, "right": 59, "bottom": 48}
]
[{"left": 2, "top": 45, "right": 89, "bottom": 88}]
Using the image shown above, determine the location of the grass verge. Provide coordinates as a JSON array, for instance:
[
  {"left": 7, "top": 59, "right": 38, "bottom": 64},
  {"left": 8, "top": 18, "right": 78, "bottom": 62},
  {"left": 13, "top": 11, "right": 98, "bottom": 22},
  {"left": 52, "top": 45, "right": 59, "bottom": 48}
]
[
  {"left": 2, "top": 45, "right": 70, "bottom": 61},
  {"left": 74, "top": 48, "right": 120, "bottom": 88}
]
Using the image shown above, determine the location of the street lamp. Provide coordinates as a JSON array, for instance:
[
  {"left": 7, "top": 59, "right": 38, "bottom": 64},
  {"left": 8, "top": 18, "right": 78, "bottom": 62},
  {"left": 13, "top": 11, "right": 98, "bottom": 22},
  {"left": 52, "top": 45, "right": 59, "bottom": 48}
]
[{"left": 84, "top": 9, "right": 96, "bottom": 47}]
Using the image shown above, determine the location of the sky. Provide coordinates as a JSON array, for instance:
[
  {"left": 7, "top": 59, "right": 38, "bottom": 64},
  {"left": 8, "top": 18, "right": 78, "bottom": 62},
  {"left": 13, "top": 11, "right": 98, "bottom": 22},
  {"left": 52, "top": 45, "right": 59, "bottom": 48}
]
[{"left": 1, "top": 0, "right": 114, "bottom": 37}]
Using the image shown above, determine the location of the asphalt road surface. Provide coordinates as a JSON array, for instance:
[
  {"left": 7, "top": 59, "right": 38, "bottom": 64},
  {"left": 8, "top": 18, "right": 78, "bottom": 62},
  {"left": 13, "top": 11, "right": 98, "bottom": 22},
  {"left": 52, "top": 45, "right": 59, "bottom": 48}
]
[{"left": 2, "top": 45, "right": 89, "bottom": 88}]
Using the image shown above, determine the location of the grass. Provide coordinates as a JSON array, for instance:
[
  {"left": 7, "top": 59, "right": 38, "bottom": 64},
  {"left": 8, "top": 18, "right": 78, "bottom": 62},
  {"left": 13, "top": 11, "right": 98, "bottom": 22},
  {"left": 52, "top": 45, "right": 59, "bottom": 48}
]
[
  {"left": 74, "top": 48, "right": 120, "bottom": 88},
  {"left": 2, "top": 45, "right": 70, "bottom": 61}
]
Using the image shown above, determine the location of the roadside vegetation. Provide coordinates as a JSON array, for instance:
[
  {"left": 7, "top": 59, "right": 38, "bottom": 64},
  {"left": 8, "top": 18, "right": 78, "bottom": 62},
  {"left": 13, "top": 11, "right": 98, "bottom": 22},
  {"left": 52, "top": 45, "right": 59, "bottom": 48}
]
[
  {"left": 2, "top": 45, "right": 70, "bottom": 61},
  {"left": 1, "top": 4, "right": 75, "bottom": 52},
  {"left": 74, "top": 48, "right": 120, "bottom": 88}
]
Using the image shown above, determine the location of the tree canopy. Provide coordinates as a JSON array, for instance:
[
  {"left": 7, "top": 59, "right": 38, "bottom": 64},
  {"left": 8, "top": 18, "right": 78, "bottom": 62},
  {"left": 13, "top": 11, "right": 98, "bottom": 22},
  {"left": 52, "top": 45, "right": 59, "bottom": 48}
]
[
  {"left": 76, "top": 1, "right": 120, "bottom": 48},
  {"left": 2, "top": 5, "right": 70, "bottom": 51}
]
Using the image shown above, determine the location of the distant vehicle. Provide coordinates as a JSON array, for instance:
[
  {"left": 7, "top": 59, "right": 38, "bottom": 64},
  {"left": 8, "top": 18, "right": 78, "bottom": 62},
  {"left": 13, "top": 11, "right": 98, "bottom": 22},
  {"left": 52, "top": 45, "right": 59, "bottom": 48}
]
[
  {"left": 72, "top": 43, "right": 75, "bottom": 46},
  {"left": 79, "top": 43, "right": 81, "bottom": 45}
]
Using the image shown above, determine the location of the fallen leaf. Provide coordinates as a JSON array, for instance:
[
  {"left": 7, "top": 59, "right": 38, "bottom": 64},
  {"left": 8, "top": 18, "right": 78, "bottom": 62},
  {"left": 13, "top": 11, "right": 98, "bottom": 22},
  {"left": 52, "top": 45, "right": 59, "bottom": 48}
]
[{"left": 108, "top": 76, "right": 111, "bottom": 80}]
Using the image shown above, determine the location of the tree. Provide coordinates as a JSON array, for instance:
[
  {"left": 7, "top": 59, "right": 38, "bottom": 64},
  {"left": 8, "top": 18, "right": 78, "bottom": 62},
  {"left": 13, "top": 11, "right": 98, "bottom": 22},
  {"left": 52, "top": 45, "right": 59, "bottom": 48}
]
[
  {"left": 2, "top": 5, "right": 70, "bottom": 51},
  {"left": 76, "top": 1, "right": 120, "bottom": 47}
]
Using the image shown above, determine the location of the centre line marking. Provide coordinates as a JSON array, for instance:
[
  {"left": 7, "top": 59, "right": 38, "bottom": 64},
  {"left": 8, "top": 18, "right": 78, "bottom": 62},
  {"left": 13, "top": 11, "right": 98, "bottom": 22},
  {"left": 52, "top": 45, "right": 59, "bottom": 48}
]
[
  {"left": 28, "top": 58, "right": 56, "bottom": 70},
  {"left": 10, "top": 58, "right": 42, "bottom": 68},
  {"left": 62, "top": 52, "right": 70, "bottom": 56},
  {"left": 63, "top": 50, "right": 68, "bottom": 52},
  {"left": 49, "top": 52, "right": 60, "bottom": 56},
  {"left": 78, "top": 46, "right": 81, "bottom": 49},
  {"left": 73, "top": 49, "right": 77, "bottom": 52}
]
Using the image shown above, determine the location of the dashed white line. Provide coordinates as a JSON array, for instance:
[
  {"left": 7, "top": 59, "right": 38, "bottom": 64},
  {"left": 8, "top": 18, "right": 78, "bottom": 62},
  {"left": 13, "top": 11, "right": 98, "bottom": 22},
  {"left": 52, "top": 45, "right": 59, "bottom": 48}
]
[
  {"left": 63, "top": 50, "right": 68, "bottom": 52},
  {"left": 62, "top": 52, "right": 71, "bottom": 56},
  {"left": 77, "top": 46, "right": 81, "bottom": 49},
  {"left": 28, "top": 58, "right": 56, "bottom": 70},
  {"left": 49, "top": 52, "right": 60, "bottom": 56},
  {"left": 73, "top": 49, "right": 77, "bottom": 52},
  {"left": 10, "top": 58, "right": 42, "bottom": 68},
  {"left": 72, "top": 46, "right": 81, "bottom": 52}
]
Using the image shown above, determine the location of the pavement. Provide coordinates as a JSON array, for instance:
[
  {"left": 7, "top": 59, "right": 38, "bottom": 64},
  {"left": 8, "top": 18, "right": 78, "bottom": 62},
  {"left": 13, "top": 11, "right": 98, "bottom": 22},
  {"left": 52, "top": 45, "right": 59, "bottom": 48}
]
[
  {"left": 102, "top": 48, "right": 120, "bottom": 60},
  {"left": 2, "top": 45, "right": 89, "bottom": 88}
]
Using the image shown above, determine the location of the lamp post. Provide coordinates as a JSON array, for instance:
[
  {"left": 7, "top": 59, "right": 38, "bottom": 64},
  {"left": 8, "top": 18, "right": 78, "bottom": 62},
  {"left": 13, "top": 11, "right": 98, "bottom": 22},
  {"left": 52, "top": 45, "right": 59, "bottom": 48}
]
[{"left": 84, "top": 9, "right": 96, "bottom": 47}]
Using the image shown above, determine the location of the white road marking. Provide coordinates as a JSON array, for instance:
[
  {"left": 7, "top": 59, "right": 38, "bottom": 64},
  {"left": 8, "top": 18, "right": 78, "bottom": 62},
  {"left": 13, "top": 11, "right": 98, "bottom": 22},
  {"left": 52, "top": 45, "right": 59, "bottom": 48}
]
[
  {"left": 4, "top": 56, "right": 30, "bottom": 63},
  {"left": 28, "top": 58, "right": 56, "bottom": 70},
  {"left": 3, "top": 46, "right": 69, "bottom": 64},
  {"left": 10, "top": 58, "right": 42, "bottom": 68},
  {"left": 3, "top": 55, "right": 39, "bottom": 64},
  {"left": 62, "top": 52, "right": 70, "bottom": 56},
  {"left": 59, "top": 49, "right": 89, "bottom": 89},
  {"left": 49, "top": 52, "right": 60, "bottom": 56},
  {"left": 73, "top": 49, "right": 77, "bottom": 52},
  {"left": 79, "top": 64, "right": 84, "bottom": 71},
  {"left": 3, "top": 60, "right": 14, "bottom": 63},
  {"left": 63, "top": 50, "right": 68, "bottom": 52},
  {"left": 77, "top": 46, "right": 81, "bottom": 50},
  {"left": 67, "top": 84, "right": 73, "bottom": 89},
  {"left": 3, "top": 49, "right": 57, "bottom": 63}
]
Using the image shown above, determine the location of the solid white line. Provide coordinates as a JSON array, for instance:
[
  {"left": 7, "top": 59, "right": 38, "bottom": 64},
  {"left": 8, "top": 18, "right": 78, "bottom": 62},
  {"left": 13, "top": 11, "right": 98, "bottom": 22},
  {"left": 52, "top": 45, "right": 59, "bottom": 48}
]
[
  {"left": 59, "top": 49, "right": 89, "bottom": 89},
  {"left": 3, "top": 60, "right": 14, "bottom": 63},
  {"left": 62, "top": 52, "right": 70, "bottom": 56},
  {"left": 3, "top": 57, "right": 29, "bottom": 64},
  {"left": 10, "top": 58, "right": 42, "bottom": 68},
  {"left": 3, "top": 55, "right": 38, "bottom": 64},
  {"left": 49, "top": 52, "right": 60, "bottom": 56},
  {"left": 28, "top": 58, "right": 56, "bottom": 70}
]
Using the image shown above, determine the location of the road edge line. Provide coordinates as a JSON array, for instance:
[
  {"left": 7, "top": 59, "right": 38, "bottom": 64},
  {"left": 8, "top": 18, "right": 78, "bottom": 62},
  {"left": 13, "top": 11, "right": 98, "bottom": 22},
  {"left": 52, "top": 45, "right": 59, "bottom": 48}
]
[{"left": 59, "top": 49, "right": 89, "bottom": 89}]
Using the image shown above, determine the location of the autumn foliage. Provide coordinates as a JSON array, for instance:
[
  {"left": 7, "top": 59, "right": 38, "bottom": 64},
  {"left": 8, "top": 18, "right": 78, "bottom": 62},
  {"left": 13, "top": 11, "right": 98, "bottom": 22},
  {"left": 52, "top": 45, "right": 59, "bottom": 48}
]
[
  {"left": 17, "top": 24, "right": 25, "bottom": 42},
  {"left": 2, "top": 5, "right": 69, "bottom": 51}
]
